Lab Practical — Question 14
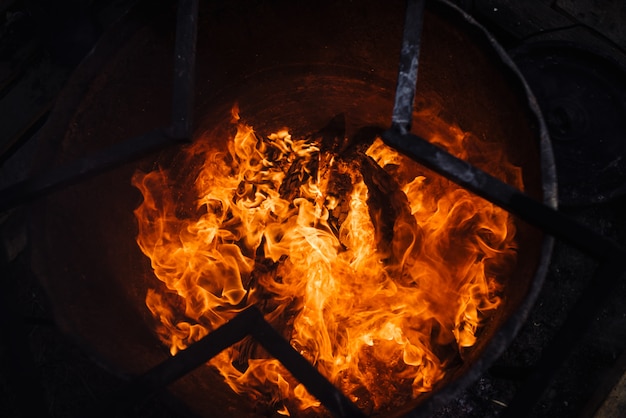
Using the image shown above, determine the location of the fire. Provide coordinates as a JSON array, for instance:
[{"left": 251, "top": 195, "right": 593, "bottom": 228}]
[{"left": 132, "top": 105, "right": 521, "bottom": 415}]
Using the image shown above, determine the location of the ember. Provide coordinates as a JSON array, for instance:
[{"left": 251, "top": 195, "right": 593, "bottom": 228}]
[{"left": 132, "top": 106, "right": 522, "bottom": 416}]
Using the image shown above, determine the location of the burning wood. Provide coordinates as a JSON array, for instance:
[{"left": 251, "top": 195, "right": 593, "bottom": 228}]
[{"left": 132, "top": 105, "right": 521, "bottom": 416}]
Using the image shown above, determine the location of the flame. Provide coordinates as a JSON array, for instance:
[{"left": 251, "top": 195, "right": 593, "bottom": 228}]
[{"left": 132, "top": 106, "right": 521, "bottom": 415}]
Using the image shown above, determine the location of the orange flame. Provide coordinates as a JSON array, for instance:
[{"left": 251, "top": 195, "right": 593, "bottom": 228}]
[{"left": 132, "top": 107, "right": 521, "bottom": 415}]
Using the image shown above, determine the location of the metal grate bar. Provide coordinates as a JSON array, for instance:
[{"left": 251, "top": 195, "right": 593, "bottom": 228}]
[
  {"left": 383, "top": 124, "right": 626, "bottom": 418},
  {"left": 250, "top": 311, "right": 366, "bottom": 418},
  {"left": 0, "top": 129, "right": 173, "bottom": 212},
  {"left": 391, "top": 0, "right": 426, "bottom": 135},
  {"left": 381, "top": 129, "right": 626, "bottom": 261},
  {"left": 117, "top": 306, "right": 255, "bottom": 405},
  {"left": 170, "top": 0, "right": 199, "bottom": 140},
  {"left": 383, "top": 2, "right": 626, "bottom": 414},
  {"left": 0, "top": 0, "right": 199, "bottom": 213},
  {"left": 115, "top": 306, "right": 365, "bottom": 418}
]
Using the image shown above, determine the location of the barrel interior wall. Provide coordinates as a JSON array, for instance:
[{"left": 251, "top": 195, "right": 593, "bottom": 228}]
[
  {"left": 32, "top": 168, "right": 162, "bottom": 376},
  {"left": 194, "top": 0, "right": 546, "bottom": 201}
]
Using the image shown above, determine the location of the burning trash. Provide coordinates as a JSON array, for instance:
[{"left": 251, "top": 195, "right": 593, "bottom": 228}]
[{"left": 132, "top": 106, "right": 522, "bottom": 416}]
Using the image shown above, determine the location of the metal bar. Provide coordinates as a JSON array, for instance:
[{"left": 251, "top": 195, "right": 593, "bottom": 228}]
[
  {"left": 251, "top": 314, "right": 367, "bottom": 418},
  {"left": 0, "top": 129, "right": 179, "bottom": 212},
  {"left": 502, "top": 261, "right": 626, "bottom": 418},
  {"left": 391, "top": 0, "right": 425, "bottom": 134},
  {"left": 0, "top": 0, "right": 201, "bottom": 212},
  {"left": 169, "top": 0, "right": 199, "bottom": 140},
  {"left": 112, "top": 306, "right": 364, "bottom": 418},
  {"left": 381, "top": 128, "right": 626, "bottom": 261},
  {"left": 382, "top": 128, "right": 626, "bottom": 417},
  {"left": 118, "top": 307, "right": 256, "bottom": 403}
]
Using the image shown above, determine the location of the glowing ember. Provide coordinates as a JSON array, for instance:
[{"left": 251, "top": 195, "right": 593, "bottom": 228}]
[{"left": 132, "top": 106, "right": 521, "bottom": 415}]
